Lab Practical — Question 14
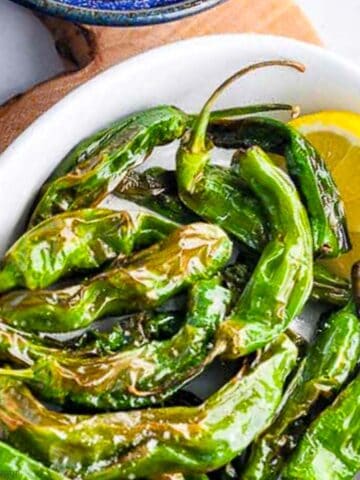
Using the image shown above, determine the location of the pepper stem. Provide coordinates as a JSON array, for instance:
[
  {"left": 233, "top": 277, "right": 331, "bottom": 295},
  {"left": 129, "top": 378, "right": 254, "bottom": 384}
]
[
  {"left": 189, "top": 60, "right": 305, "bottom": 154},
  {"left": 209, "top": 103, "right": 297, "bottom": 121}
]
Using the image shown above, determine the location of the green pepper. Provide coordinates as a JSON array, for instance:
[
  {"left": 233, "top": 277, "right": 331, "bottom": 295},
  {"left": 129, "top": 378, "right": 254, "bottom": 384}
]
[
  {"left": 176, "top": 60, "right": 304, "bottom": 252},
  {"left": 283, "top": 373, "right": 360, "bottom": 480},
  {"left": 29, "top": 106, "right": 189, "bottom": 227},
  {"left": 0, "top": 223, "right": 232, "bottom": 332},
  {"left": 208, "top": 115, "right": 350, "bottom": 258},
  {"left": 0, "top": 209, "right": 176, "bottom": 293},
  {"left": 241, "top": 299, "right": 360, "bottom": 479},
  {"left": 216, "top": 147, "right": 313, "bottom": 358},
  {"left": 0, "top": 334, "right": 297, "bottom": 478},
  {"left": 115, "top": 167, "right": 349, "bottom": 307},
  {"left": 0, "top": 310, "right": 183, "bottom": 368},
  {"left": 0, "top": 278, "right": 230, "bottom": 410},
  {"left": 0, "top": 441, "right": 68, "bottom": 480},
  {"left": 31, "top": 103, "right": 294, "bottom": 228},
  {"left": 115, "top": 167, "right": 199, "bottom": 224}
]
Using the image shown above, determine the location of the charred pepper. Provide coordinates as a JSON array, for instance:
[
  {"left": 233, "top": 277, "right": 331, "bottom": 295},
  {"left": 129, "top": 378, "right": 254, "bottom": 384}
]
[
  {"left": 216, "top": 146, "right": 313, "bottom": 358},
  {"left": 241, "top": 297, "right": 360, "bottom": 479},
  {"left": 0, "top": 278, "right": 230, "bottom": 410},
  {"left": 0, "top": 223, "right": 232, "bottom": 332},
  {"left": 283, "top": 373, "right": 360, "bottom": 480},
  {"left": 209, "top": 115, "right": 350, "bottom": 258},
  {"left": 0, "top": 334, "right": 297, "bottom": 478},
  {"left": 0, "top": 209, "right": 176, "bottom": 293}
]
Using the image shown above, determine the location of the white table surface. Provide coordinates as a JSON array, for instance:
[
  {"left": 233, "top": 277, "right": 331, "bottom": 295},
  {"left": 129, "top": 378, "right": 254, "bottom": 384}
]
[{"left": 0, "top": 0, "right": 360, "bottom": 104}]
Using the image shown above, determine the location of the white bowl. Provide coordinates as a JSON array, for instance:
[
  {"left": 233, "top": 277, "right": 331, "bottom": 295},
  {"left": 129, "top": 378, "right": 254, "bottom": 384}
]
[{"left": 2, "top": 34, "right": 360, "bottom": 254}]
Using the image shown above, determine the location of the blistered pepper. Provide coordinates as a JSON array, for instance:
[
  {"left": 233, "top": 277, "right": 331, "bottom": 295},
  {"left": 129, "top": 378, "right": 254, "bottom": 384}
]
[
  {"left": 0, "top": 334, "right": 297, "bottom": 479},
  {"left": 241, "top": 298, "right": 360, "bottom": 479},
  {"left": 283, "top": 373, "right": 360, "bottom": 480},
  {"left": 0, "top": 223, "right": 232, "bottom": 332},
  {"left": 0, "top": 278, "right": 230, "bottom": 410},
  {"left": 0, "top": 209, "right": 176, "bottom": 293},
  {"left": 216, "top": 147, "right": 313, "bottom": 358},
  {"left": 208, "top": 115, "right": 350, "bottom": 258}
]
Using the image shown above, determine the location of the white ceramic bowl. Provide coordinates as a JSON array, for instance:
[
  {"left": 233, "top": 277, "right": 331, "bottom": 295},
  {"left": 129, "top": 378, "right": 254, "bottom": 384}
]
[{"left": 2, "top": 34, "right": 360, "bottom": 254}]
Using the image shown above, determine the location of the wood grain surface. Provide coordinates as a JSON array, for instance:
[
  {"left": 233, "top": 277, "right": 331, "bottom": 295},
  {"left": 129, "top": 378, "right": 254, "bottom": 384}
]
[{"left": 0, "top": 0, "right": 320, "bottom": 152}]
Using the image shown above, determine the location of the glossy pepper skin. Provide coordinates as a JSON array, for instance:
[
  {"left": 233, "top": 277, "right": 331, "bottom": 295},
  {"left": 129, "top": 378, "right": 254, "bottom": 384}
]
[
  {"left": 115, "top": 167, "right": 199, "bottom": 224},
  {"left": 0, "top": 209, "right": 176, "bottom": 293},
  {"left": 115, "top": 167, "right": 349, "bottom": 307},
  {"left": 1, "top": 278, "right": 230, "bottom": 410},
  {"left": 29, "top": 106, "right": 189, "bottom": 227},
  {"left": 0, "top": 334, "right": 297, "bottom": 479},
  {"left": 241, "top": 300, "right": 360, "bottom": 480},
  {"left": 0, "top": 441, "right": 68, "bottom": 480},
  {"left": 216, "top": 147, "right": 313, "bottom": 358},
  {"left": 0, "top": 311, "right": 183, "bottom": 367},
  {"left": 0, "top": 223, "right": 232, "bottom": 332},
  {"left": 283, "top": 373, "right": 360, "bottom": 480},
  {"left": 208, "top": 116, "right": 350, "bottom": 258},
  {"left": 176, "top": 61, "right": 304, "bottom": 252}
]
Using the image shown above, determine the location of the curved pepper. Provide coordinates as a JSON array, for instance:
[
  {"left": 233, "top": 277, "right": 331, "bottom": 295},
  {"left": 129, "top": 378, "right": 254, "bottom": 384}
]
[
  {"left": 208, "top": 116, "right": 350, "bottom": 258},
  {"left": 283, "top": 373, "right": 360, "bottom": 480},
  {"left": 241, "top": 300, "right": 360, "bottom": 479},
  {"left": 116, "top": 167, "right": 350, "bottom": 307},
  {"left": 29, "top": 106, "right": 189, "bottom": 227},
  {"left": 216, "top": 147, "right": 313, "bottom": 358},
  {"left": 0, "top": 223, "right": 232, "bottom": 332},
  {"left": 0, "top": 441, "right": 68, "bottom": 480},
  {"left": 0, "top": 209, "right": 176, "bottom": 293},
  {"left": 31, "top": 103, "right": 294, "bottom": 228},
  {"left": 0, "top": 334, "right": 297, "bottom": 478},
  {"left": 0, "top": 311, "right": 183, "bottom": 367},
  {"left": 0, "top": 278, "right": 230, "bottom": 410},
  {"left": 176, "top": 60, "right": 304, "bottom": 252}
]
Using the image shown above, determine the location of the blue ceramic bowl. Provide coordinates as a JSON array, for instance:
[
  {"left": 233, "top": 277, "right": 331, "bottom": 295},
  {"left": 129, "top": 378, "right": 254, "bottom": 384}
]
[{"left": 12, "top": 0, "right": 226, "bottom": 26}]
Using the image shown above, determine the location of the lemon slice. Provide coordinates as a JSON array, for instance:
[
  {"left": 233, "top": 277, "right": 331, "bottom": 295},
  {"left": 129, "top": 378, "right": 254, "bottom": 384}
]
[{"left": 290, "top": 111, "right": 360, "bottom": 279}]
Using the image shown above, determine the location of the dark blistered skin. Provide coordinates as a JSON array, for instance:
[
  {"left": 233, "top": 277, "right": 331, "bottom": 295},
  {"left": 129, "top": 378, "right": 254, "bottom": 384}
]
[
  {"left": 283, "top": 373, "right": 360, "bottom": 480},
  {"left": 208, "top": 117, "right": 350, "bottom": 258},
  {"left": 115, "top": 167, "right": 199, "bottom": 224},
  {"left": 0, "top": 312, "right": 183, "bottom": 367},
  {"left": 6, "top": 278, "right": 230, "bottom": 410},
  {"left": 242, "top": 301, "right": 360, "bottom": 480},
  {"left": 0, "top": 335, "right": 297, "bottom": 479},
  {"left": 0, "top": 209, "right": 176, "bottom": 293},
  {"left": 0, "top": 442, "right": 68, "bottom": 480},
  {"left": 116, "top": 167, "right": 349, "bottom": 306},
  {"left": 217, "top": 147, "right": 313, "bottom": 358},
  {"left": 176, "top": 145, "right": 268, "bottom": 252},
  {"left": 0, "top": 223, "right": 232, "bottom": 332},
  {"left": 29, "top": 106, "right": 189, "bottom": 227}
]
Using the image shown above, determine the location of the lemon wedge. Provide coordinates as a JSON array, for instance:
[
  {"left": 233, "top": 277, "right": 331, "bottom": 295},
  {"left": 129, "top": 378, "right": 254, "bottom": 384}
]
[{"left": 290, "top": 111, "right": 360, "bottom": 279}]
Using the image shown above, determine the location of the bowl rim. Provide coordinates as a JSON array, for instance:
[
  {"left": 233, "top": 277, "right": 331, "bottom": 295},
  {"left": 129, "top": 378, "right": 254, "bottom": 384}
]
[{"left": 11, "top": 0, "right": 227, "bottom": 26}]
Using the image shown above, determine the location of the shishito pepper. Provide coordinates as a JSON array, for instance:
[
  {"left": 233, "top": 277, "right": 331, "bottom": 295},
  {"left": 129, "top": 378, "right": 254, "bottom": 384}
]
[
  {"left": 116, "top": 167, "right": 350, "bottom": 307},
  {"left": 176, "top": 60, "right": 304, "bottom": 252},
  {"left": 0, "top": 441, "right": 68, "bottom": 480},
  {"left": 0, "top": 223, "right": 232, "bottom": 332},
  {"left": 29, "top": 106, "right": 189, "bottom": 227},
  {"left": 30, "top": 103, "right": 294, "bottom": 228},
  {"left": 0, "top": 311, "right": 183, "bottom": 366},
  {"left": 0, "top": 334, "right": 297, "bottom": 479},
  {"left": 283, "top": 373, "right": 360, "bottom": 480},
  {"left": 216, "top": 147, "right": 313, "bottom": 358},
  {"left": 0, "top": 209, "right": 176, "bottom": 293},
  {"left": 208, "top": 115, "right": 350, "bottom": 258},
  {"left": 241, "top": 300, "right": 360, "bottom": 479},
  {"left": 0, "top": 278, "right": 230, "bottom": 410}
]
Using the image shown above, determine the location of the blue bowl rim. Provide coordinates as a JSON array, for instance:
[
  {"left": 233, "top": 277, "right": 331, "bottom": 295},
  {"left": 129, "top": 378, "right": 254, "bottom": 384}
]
[{"left": 12, "top": 0, "right": 227, "bottom": 26}]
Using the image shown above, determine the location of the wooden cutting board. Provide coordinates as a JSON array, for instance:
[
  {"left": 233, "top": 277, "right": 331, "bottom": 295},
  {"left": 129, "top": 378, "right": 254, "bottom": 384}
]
[{"left": 0, "top": 0, "right": 320, "bottom": 152}]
